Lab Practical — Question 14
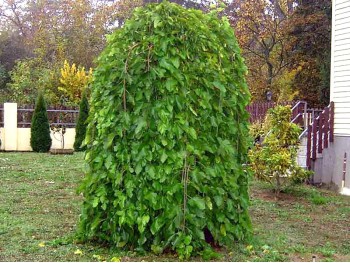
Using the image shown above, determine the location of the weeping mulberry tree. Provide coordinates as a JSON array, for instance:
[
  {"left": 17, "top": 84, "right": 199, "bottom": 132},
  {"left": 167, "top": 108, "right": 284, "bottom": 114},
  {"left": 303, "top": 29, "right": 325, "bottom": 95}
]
[{"left": 78, "top": 1, "right": 251, "bottom": 259}]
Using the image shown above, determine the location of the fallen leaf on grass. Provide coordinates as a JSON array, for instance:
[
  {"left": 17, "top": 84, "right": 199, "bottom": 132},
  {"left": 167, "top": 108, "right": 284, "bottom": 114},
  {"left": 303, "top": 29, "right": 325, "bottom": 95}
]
[
  {"left": 38, "top": 242, "right": 46, "bottom": 247},
  {"left": 92, "top": 254, "right": 104, "bottom": 261},
  {"left": 110, "top": 256, "right": 121, "bottom": 262},
  {"left": 246, "top": 245, "right": 253, "bottom": 251},
  {"left": 74, "top": 249, "right": 83, "bottom": 255}
]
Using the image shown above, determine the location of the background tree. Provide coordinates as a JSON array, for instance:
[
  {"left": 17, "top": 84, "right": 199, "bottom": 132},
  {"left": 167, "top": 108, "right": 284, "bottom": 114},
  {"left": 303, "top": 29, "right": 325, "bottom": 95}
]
[
  {"left": 0, "top": 0, "right": 332, "bottom": 106},
  {"left": 74, "top": 91, "right": 89, "bottom": 152},
  {"left": 285, "top": 0, "right": 331, "bottom": 107},
  {"left": 0, "top": 0, "right": 131, "bottom": 104},
  {"left": 226, "top": 0, "right": 294, "bottom": 101},
  {"left": 6, "top": 58, "right": 61, "bottom": 104},
  {"left": 30, "top": 92, "right": 52, "bottom": 152},
  {"left": 0, "top": 64, "right": 10, "bottom": 103}
]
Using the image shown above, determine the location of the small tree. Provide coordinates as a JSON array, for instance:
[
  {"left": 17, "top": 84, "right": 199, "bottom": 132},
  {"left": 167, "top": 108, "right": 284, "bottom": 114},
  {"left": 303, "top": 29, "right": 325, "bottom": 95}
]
[
  {"left": 58, "top": 60, "right": 92, "bottom": 104},
  {"left": 30, "top": 93, "right": 52, "bottom": 152},
  {"left": 249, "top": 106, "right": 309, "bottom": 194},
  {"left": 74, "top": 92, "right": 89, "bottom": 151}
]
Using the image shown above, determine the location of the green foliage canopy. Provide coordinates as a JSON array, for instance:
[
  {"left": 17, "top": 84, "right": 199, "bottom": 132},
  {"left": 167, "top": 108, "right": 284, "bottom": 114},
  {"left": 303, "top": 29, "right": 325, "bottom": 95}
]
[
  {"left": 78, "top": 1, "right": 251, "bottom": 258},
  {"left": 30, "top": 93, "right": 52, "bottom": 152},
  {"left": 6, "top": 59, "right": 61, "bottom": 104}
]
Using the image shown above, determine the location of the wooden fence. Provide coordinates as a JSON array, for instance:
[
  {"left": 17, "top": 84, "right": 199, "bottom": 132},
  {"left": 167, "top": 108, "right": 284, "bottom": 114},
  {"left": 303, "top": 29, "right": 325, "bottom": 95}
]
[
  {"left": 15, "top": 105, "right": 79, "bottom": 128},
  {"left": 1, "top": 101, "right": 299, "bottom": 128},
  {"left": 0, "top": 105, "right": 78, "bottom": 128},
  {"left": 246, "top": 101, "right": 295, "bottom": 123}
]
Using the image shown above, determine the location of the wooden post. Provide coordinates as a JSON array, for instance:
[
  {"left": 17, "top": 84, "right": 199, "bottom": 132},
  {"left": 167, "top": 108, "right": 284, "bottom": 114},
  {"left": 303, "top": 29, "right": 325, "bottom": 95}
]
[
  {"left": 318, "top": 112, "right": 323, "bottom": 154},
  {"left": 324, "top": 107, "right": 329, "bottom": 149},
  {"left": 312, "top": 118, "right": 318, "bottom": 160},
  {"left": 307, "top": 124, "right": 312, "bottom": 169},
  {"left": 303, "top": 101, "right": 308, "bottom": 129}
]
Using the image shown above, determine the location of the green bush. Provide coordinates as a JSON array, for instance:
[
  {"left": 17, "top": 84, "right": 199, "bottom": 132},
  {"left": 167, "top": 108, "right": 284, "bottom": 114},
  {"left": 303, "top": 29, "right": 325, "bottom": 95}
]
[
  {"left": 249, "top": 106, "right": 309, "bottom": 194},
  {"left": 7, "top": 59, "right": 61, "bottom": 104},
  {"left": 78, "top": 1, "right": 251, "bottom": 259},
  {"left": 30, "top": 93, "right": 52, "bottom": 152},
  {"left": 74, "top": 91, "right": 89, "bottom": 151},
  {"left": 310, "top": 192, "right": 328, "bottom": 205}
]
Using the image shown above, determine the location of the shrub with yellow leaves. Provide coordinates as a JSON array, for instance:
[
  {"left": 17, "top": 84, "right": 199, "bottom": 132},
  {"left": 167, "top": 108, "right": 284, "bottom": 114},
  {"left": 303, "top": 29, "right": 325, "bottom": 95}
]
[{"left": 58, "top": 60, "right": 92, "bottom": 104}]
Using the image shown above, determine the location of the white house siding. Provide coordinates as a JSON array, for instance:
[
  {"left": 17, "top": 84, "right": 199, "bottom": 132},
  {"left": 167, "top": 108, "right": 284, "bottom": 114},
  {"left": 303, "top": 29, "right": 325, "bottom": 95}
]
[
  {"left": 331, "top": 0, "right": 350, "bottom": 136},
  {"left": 312, "top": 0, "right": 350, "bottom": 190}
]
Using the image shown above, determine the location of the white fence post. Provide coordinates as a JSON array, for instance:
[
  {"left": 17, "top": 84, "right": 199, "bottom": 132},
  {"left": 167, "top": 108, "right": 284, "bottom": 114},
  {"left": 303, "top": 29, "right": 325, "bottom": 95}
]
[{"left": 4, "top": 103, "right": 18, "bottom": 151}]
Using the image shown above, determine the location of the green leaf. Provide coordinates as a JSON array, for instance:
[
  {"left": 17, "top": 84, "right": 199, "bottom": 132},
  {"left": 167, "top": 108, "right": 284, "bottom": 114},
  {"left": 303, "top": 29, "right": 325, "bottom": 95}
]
[
  {"left": 161, "top": 138, "right": 168, "bottom": 146},
  {"left": 147, "top": 166, "right": 156, "bottom": 178},
  {"left": 187, "top": 127, "right": 197, "bottom": 140},
  {"left": 160, "top": 152, "right": 168, "bottom": 163},
  {"left": 153, "top": 16, "right": 161, "bottom": 28},
  {"left": 189, "top": 106, "right": 197, "bottom": 117},
  {"left": 150, "top": 217, "right": 164, "bottom": 235},
  {"left": 117, "top": 241, "right": 126, "bottom": 248},
  {"left": 165, "top": 78, "right": 177, "bottom": 91},
  {"left": 213, "top": 81, "right": 226, "bottom": 93},
  {"left": 104, "top": 133, "right": 114, "bottom": 149},
  {"left": 135, "top": 163, "right": 142, "bottom": 175},
  {"left": 214, "top": 196, "right": 223, "bottom": 207},
  {"left": 92, "top": 198, "right": 99, "bottom": 208},
  {"left": 151, "top": 245, "right": 163, "bottom": 254},
  {"left": 138, "top": 215, "right": 150, "bottom": 233},
  {"left": 205, "top": 197, "right": 213, "bottom": 210},
  {"left": 193, "top": 228, "right": 205, "bottom": 240},
  {"left": 171, "top": 57, "right": 180, "bottom": 68},
  {"left": 135, "top": 117, "right": 147, "bottom": 135},
  {"left": 220, "top": 224, "right": 226, "bottom": 236},
  {"left": 145, "top": 192, "right": 157, "bottom": 205},
  {"left": 159, "top": 58, "right": 174, "bottom": 73},
  {"left": 184, "top": 235, "right": 192, "bottom": 245},
  {"left": 142, "top": 215, "right": 150, "bottom": 225},
  {"left": 188, "top": 197, "right": 206, "bottom": 210}
]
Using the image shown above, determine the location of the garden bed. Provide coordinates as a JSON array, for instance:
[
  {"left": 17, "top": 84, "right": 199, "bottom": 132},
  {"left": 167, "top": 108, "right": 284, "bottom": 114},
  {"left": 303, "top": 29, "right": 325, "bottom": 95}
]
[{"left": 49, "top": 149, "right": 74, "bottom": 155}]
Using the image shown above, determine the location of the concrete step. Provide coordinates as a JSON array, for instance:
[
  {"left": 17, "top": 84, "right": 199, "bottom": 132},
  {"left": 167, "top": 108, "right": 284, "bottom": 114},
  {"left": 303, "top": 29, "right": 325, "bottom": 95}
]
[
  {"left": 298, "top": 145, "right": 307, "bottom": 156},
  {"left": 297, "top": 155, "right": 307, "bottom": 167}
]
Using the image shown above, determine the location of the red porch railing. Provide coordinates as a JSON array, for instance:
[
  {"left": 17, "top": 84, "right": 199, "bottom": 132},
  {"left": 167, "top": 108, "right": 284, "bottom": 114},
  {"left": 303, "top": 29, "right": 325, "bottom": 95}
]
[
  {"left": 247, "top": 101, "right": 296, "bottom": 123},
  {"left": 306, "top": 102, "right": 334, "bottom": 170}
]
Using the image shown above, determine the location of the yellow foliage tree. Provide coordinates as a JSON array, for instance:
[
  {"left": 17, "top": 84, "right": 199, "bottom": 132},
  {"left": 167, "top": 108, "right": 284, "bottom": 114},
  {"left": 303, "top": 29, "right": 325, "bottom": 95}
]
[
  {"left": 273, "top": 65, "right": 302, "bottom": 103},
  {"left": 58, "top": 60, "right": 92, "bottom": 103}
]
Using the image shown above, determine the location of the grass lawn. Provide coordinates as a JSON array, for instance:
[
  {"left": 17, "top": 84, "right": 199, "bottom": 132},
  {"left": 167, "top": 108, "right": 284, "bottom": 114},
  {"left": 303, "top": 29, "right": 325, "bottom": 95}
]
[{"left": 0, "top": 152, "right": 349, "bottom": 262}]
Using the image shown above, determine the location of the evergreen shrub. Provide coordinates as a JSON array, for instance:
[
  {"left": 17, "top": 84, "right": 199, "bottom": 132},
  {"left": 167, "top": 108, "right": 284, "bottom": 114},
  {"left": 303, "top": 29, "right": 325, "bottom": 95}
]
[
  {"left": 30, "top": 93, "right": 52, "bottom": 152},
  {"left": 74, "top": 92, "right": 89, "bottom": 151}
]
